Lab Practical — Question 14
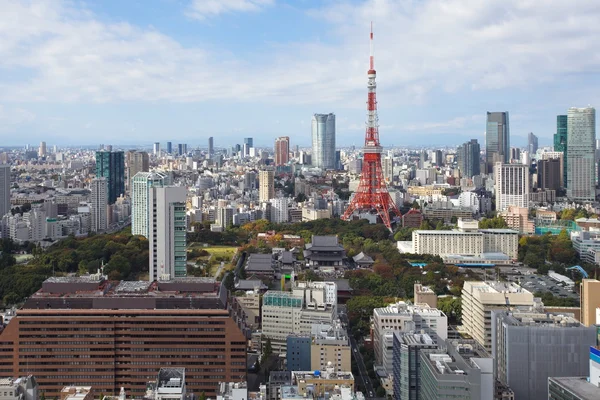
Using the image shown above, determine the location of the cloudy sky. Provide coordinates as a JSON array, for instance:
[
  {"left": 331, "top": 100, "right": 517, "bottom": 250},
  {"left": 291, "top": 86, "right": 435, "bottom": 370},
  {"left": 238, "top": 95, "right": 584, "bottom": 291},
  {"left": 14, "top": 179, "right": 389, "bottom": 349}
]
[{"left": 1, "top": 0, "right": 599, "bottom": 148}]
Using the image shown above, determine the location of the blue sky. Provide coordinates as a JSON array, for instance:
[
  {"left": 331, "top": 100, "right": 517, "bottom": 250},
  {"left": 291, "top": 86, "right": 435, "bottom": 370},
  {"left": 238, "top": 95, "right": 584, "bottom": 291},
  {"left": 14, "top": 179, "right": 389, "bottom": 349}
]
[{"left": 1, "top": 0, "right": 599, "bottom": 148}]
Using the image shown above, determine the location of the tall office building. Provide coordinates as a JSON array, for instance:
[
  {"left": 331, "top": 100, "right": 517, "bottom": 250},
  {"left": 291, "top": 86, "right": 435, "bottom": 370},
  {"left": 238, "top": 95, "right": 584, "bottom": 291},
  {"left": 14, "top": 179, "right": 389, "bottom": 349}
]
[
  {"left": 208, "top": 137, "right": 214, "bottom": 158},
  {"left": 567, "top": 107, "right": 596, "bottom": 201},
  {"left": 494, "top": 162, "right": 529, "bottom": 212},
  {"left": 148, "top": 186, "right": 187, "bottom": 281},
  {"left": 0, "top": 277, "right": 246, "bottom": 397},
  {"left": 580, "top": 279, "right": 600, "bottom": 327},
  {"left": 177, "top": 143, "right": 187, "bottom": 156},
  {"left": 528, "top": 132, "right": 539, "bottom": 155},
  {"left": 131, "top": 171, "right": 167, "bottom": 238},
  {"left": 0, "top": 164, "right": 9, "bottom": 218},
  {"left": 457, "top": 139, "right": 481, "bottom": 178},
  {"left": 166, "top": 141, "right": 172, "bottom": 154},
  {"left": 38, "top": 141, "right": 46, "bottom": 158},
  {"left": 244, "top": 137, "right": 253, "bottom": 148},
  {"left": 259, "top": 169, "right": 274, "bottom": 203},
  {"left": 554, "top": 115, "right": 568, "bottom": 187},
  {"left": 95, "top": 150, "right": 125, "bottom": 204},
  {"left": 537, "top": 158, "right": 561, "bottom": 191},
  {"left": 90, "top": 177, "right": 108, "bottom": 232},
  {"left": 274, "top": 136, "right": 290, "bottom": 166},
  {"left": 311, "top": 113, "right": 336, "bottom": 170},
  {"left": 153, "top": 142, "right": 160, "bottom": 156},
  {"left": 492, "top": 309, "right": 596, "bottom": 400},
  {"left": 485, "top": 112, "right": 510, "bottom": 174},
  {"left": 126, "top": 151, "right": 149, "bottom": 192}
]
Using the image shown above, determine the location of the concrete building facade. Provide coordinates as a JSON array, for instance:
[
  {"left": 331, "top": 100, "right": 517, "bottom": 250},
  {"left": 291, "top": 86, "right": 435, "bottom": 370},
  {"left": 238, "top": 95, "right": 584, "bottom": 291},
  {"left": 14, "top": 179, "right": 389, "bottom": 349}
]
[{"left": 494, "top": 162, "right": 529, "bottom": 212}]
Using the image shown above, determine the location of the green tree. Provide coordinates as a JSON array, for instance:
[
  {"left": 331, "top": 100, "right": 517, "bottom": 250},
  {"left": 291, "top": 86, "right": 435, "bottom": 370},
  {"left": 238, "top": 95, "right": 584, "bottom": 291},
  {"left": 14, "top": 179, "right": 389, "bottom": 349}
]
[{"left": 261, "top": 337, "right": 273, "bottom": 364}]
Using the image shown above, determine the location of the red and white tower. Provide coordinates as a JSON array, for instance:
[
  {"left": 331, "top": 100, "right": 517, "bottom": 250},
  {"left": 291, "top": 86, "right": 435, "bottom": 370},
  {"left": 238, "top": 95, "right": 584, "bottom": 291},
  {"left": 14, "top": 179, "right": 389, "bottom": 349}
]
[{"left": 342, "top": 24, "right": 401, "bottom": 231}]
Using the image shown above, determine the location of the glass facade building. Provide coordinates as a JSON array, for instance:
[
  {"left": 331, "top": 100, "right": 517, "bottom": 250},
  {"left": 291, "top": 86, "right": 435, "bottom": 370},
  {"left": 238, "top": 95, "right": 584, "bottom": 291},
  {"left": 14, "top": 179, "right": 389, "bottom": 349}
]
[
  {"left": 567, "top": 107, "right": 596, "bottom": 201},
  {"left": 457, "top": 139, "right": 481, "bottom": 178},
  {"left": 485, "top": 112, "right": 510, "bottom": 174},
  {"left": 554, "top": 115, "right": 568, "bottom": 187},
  {"left": 311, "top": 113, "right": 336, "bottom": 170},
  {"left": 95, "top": 150, "right": 125, "bottom": 204}
]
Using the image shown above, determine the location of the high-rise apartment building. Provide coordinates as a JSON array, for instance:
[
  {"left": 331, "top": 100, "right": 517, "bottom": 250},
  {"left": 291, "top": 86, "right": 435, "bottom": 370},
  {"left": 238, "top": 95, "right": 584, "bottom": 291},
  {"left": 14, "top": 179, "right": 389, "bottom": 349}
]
[
  {"left": 274, "top": 136, "right": 290, "bottom": 166},
  {"left": 541, "top": 152, "right": 565, "bottom": 188},
  {"left": 95, "top": 150, "right": 125, "bottom": 204},
  {"left": 126, "top": 151, "right": 149, "bottom": 191},
  {"left": 492, "top": 309, "right": 596, "bottom": 400},
  {"left": 485, "top": 112, "right": 510, "bottom": 174},
  {"left": 373, "top": 301, "right": 447, "bottom": 377},
  {"left": 494, "top": 162, "right": 529, "bottom": 212},
  {"left": 166, "top": 141, "right": 172, "bottom": 154},
  {"left": 148, "top": 186, "right": 187, "bottom": 281},
  {"left": 208, "top": 137, "right": 214, "bottom": 158},
  {"left": 90, "top": 177, "right": 108, "bottom": 232},
  {"left": 461, "top": 281, "right": 535, "bottom": 351},
  {"left": 131, "top": 171, "right": 167, "bottom": 238},
  {"left": 153, "top": 142, "right": 160, "bottom": 156},
  {"left": 270, "top": 197, "right": 290, "bottom": 223},
  {"left": 0, "top": 164, "right": 9, "bottom": 218},
  {"left": 580, "top": 279, "right": 600, "bottom": 327},
  {"left": 0, "top": 277, "right": 247, "bottom": 398},
  {"left": 311, "top": 113, "right": 336, "bottom": 170},
  {"left": 457, "top": 139, "right": 481, "bottom": 178},
  {"left": 38, "top": 141, "right": 46, "bottom": 158},
  {"left": 567, "top": 107, "right": 596, "bottom": 201},
  {"left": 537, "top": 158, "right": 561, "bottom": 191},
  {"left": 528, "top": 132, "right": 539, "bottom": 155},
  {"left": 259, "top": 169, "right": 274, "bottom": 203},
  {"left": 554, "top": 115, "right": 568, "bottom": 186}
]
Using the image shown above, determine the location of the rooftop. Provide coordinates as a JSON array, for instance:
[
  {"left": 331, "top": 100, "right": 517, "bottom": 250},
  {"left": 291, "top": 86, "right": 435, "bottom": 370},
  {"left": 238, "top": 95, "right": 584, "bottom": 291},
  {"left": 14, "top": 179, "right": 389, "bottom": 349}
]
[
  {"left": 466, "top": 281, "right": 530, "bottom": 295},
  {"left": 374, "top": 301, "right": 446, "bottom": 317},
  {"left": 549, "top": 376, "right": 600, "bottom": 398}
]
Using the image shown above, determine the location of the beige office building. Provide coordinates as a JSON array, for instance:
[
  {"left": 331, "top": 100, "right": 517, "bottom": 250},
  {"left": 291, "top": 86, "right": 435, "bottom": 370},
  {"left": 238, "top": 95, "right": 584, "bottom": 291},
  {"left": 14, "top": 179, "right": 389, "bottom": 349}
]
[
  {"left": 461, "top": 281, "right": 535, "bottom": 351},
  {"left": 310, "top": 323, "right": 351, "bottom": 372},
  {"left": 414, "top": 283, "right": 437, "bottom": 308},
  {"left": 581, "top": 279, "right": 600, "bottom": 326},
  {"left": 259, "top": 169, "right": 274, "bottom": 203}
]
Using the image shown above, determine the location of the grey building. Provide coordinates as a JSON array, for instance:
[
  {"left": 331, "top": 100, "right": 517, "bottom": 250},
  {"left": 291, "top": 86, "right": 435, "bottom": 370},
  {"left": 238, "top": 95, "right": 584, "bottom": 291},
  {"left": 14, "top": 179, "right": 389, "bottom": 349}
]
[
  {"left": 548, "top": 376, "right": 600, "bottom": 400},
  {"left": 392, "top": 332, "right": 441, "bottom": 400},
  {"left": 485, "top": 112, "right": 510, "bottom": 174},
  {"left": 311, "top": 113, "right": 336, "bottom": 170},
  {"left": 537, "top": 158, "right": 562, "bottom": 191},
  {"left": 492, "top": 310, "right": 597, "bottom": 400},
  {"left": 419, "top": 339, "right": 494, "bottom": 400},
  {"left": 208, "top": 137, "right": 214, "bottom": 158},
  {"left": 457, "top": 139, "right": 481, "bottom": 178},
  {"left": 286, "top": 335, "right": 311, "bottom": 371},
  {"left": 528, "top": 132, "right": 539, "bottom": 155},
  {"left": 0, "top": 164, "right": 9, "bottom": 219},
  {"left": 567, "top": 107, "right": 596, "bottom": 201}
]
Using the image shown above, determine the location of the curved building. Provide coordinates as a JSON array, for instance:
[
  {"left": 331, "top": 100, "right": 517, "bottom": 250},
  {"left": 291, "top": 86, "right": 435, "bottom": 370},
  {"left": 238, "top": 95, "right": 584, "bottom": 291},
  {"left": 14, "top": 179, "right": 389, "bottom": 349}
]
[{"left": 312, "top": 113, "right": 336, "bottom": 170}]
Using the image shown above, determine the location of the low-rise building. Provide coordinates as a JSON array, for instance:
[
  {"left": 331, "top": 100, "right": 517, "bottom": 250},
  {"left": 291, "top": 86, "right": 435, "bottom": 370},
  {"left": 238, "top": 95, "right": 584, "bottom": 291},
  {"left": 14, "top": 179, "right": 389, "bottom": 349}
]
[
  {"left": 304, "top": 236, "right": 346, "bottom": 270},
  {"left": 414, "top": 283, "right": 437, "bottom": 308},
  {"left": 0, "top": 377, "right": 38, "bottom": 400},
  {"left": 60, "top": 387, "right": 93, "bottom": 400},
  {"left": 216, "top": 382, "right": 247, "bottom": 400},
  {"left": 499, "top": 206, "right": 534, "bottom": 235}
]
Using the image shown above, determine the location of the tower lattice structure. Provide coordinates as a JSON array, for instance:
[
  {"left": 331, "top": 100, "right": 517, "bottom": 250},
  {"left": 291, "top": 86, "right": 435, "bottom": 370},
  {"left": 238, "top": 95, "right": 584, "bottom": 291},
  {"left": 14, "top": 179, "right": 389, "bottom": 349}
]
[{"left": 342, "top": 24, "right": 401, "bottom": 231}]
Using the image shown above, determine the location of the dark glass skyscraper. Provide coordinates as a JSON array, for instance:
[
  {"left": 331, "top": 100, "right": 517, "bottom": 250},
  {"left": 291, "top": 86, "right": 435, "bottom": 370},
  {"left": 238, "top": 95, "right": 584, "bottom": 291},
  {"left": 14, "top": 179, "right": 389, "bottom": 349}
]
[
  {"left": 554, "top": 115, "right": 568, "bottom": 186},
  {"left": 95, "top": 150, "right": 125, "bottom": 204},
  {"left": 527, "top": 132, "right": 538, "bottom": 154},
  {"left": 457, "top": 139, "right": 480, "bottom": 178},
  {"left": 485, "top": 112, "right": 510, "bottom": 174},
  {"left": 166, "top": 141, "right": 172, "bottom": 154},
  {"left": 208, "top": 137, "right": 214, "bottom": 157}
]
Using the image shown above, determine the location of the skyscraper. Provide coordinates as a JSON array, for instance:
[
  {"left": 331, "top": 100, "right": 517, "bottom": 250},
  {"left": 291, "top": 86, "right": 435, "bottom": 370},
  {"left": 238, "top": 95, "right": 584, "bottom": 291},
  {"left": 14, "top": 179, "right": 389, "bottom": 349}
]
[
  {"left": 311, "top": 113, "right": 336, "bottom": 170},
  {"left": 126, "top": 151, "right": 149, "bottom": 192},
  {"left": 274, "top": 136, "right": 290, "bottom": 166},
  {"left": 554, "top": 115, "right": 568, "bottom": 186},
  {"left": 494, "top": 162, "right": 530, "bottom": 212},
  {"left": 259, "top": 169, "right": 274, "bottom": 203},
  {"left": 537, "top": 158, "right": 561, "bottom": 191},
  {"left": 38, "top": 141, "right": 46, "bottom": 158},
  {"left": 0, "top": 164, "right": 10, "bottom": 218},
  {"left": 244, "top": 137, "right": 253, "bottom": 148},
  {"left": 148, "top": 186, "right": 187, "bottom": 281},
  {"left": 95, "top": 150, "right": 125, "bottom": 204},
  {"left": 177, "top": 143, "right": 187, "bottom": 156},
  {"left": 527, "top": 132, "right": 538, "bottom": 154},
  {"left": 166, "top": 141, "right": 172, "bottom": 154},
  {"left": 153, "top": 142, "right": 160, "bottom": 156},
  {"left": 131, "top": 171, "right": 167, "bottom": 238},
  {"left": 485, "top": 112, "right": 510, "bottom": 174},
  {"left": 457, "top": 139, "right": 480, "bottom": 178},
  {"left": 208, "top": 137, "right": 214, "bottom": 158},
  {"left": 567, "top": 107, "right": 596, "bottom": 201},
  {"left": 90, "top": 177, "right": 108, "bottom": 232}
]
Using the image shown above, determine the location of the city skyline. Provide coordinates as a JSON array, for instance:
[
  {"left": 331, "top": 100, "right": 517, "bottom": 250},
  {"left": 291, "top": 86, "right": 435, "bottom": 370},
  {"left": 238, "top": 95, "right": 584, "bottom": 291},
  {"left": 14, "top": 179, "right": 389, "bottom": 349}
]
[{"left": 1, "top": 0, "right": 599, "bottom": 146}]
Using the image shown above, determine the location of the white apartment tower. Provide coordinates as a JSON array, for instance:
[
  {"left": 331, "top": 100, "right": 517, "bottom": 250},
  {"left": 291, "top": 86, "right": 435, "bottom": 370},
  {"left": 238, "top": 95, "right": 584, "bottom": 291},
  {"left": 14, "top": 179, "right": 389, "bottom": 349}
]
[
  {"left": 148, "top": 186, "right": 187, "bottom": 281},
  {"left": 494, "top": 162, "right": 529, "bottom": 212},
  {"left": 131, "top": 171, "right": 167, "bottom": 238},
  {"left": 567, "top": 107, "right": 596, "bottom": 201},
  {"left": 0, "top": 165, "right": 9, "bottom": 219},
  {"left": 90, "top": 178, "right": 108, "bottom": 232},
  {"left": 270, "top": 197, "right": 290, "bottom": 223},
  {"left": 259, "top": 169, "right": 274, "bottom": 203}
]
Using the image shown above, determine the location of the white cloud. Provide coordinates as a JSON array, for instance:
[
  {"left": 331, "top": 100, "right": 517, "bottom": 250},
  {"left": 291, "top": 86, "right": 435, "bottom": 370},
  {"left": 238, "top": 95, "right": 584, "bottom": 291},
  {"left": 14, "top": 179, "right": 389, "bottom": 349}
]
[
  {"left": 0, "top": 0, "right": 599, "bottom": 110},
  {"left": 404, "top": 115, "right": 484, "bottom": 132},
  {"left": 0, "top": 105, "right": 36, "bottom": 130},
  {"left": 186, "top": 0, "right": 274, "bottom": 20}
]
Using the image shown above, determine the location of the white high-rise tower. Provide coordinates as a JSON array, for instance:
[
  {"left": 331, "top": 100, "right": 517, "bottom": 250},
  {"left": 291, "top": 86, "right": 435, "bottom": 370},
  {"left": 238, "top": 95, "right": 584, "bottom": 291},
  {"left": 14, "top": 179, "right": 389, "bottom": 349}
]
[
  {"left": 311, "top": 113, "right": 336, "bottom": 170},
  {"left": 131, "top": 171, "right": 167, "bottom": 237},
  {"left": 567, "top": 107, "right": 596, "bottom": 201}
]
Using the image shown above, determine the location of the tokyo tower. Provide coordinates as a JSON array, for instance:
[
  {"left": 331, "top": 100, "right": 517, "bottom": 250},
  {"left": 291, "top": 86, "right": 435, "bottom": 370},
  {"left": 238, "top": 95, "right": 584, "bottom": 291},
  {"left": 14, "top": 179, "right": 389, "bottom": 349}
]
[{"left": 342, "top": 24, "right": 401, "bottom": 232}]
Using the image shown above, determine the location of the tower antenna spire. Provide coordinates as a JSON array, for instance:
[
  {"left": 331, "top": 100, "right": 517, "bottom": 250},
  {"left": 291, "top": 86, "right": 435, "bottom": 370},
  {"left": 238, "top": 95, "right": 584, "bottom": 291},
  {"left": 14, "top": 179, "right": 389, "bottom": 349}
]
[{"left": 369, "top": 21, "right": 374, "bottom": 71}]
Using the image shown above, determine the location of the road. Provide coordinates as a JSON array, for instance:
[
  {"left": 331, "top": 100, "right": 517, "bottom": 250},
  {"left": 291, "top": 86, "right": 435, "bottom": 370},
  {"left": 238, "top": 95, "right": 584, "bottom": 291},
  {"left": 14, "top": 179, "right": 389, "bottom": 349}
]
[{"left": 338, "top": 305, "right": 375, "bottom": 399}]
